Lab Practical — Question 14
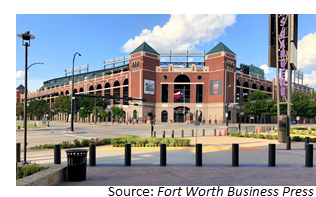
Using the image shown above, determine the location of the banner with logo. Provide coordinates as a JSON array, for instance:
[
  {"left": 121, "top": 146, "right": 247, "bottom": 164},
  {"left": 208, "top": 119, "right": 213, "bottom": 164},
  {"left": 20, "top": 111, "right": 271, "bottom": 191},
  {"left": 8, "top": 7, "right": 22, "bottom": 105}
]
[
  {"left": 144, "top": 79, "right": 155, "bottom": 95},
  {"left": 210, "top": 79, "right": 223, "bottom": 95}
]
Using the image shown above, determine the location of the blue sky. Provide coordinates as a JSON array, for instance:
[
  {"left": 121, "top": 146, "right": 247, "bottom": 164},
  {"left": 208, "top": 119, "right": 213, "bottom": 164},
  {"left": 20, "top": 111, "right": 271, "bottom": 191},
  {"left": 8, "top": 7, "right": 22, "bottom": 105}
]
[{"left": 16, "top": 14, "right": 316, "bottom": 92}]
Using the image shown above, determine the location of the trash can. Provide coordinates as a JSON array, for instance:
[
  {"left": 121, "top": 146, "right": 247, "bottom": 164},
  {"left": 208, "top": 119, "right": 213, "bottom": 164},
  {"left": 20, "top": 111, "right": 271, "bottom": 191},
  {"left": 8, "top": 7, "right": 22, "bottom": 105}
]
[{"left": 65, "top": 149, "right": 88, "bottom": 181}]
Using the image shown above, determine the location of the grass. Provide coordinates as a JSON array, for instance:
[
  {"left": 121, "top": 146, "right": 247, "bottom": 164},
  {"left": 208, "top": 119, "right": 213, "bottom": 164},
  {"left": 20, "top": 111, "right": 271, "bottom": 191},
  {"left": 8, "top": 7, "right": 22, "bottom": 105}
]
[{"left": 16, "top": 122, "right": 45, "bottom": 129}]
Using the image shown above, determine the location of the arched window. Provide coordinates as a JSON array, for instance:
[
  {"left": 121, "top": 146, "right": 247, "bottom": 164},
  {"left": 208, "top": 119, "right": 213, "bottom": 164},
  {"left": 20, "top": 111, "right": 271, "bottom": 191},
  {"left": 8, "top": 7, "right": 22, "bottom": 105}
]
[
  {"left": 113, "top": 81, "right": 120, "bottom": 104},
  {"left": 79, "top": 87, "right": 84, "bottom": 93},
  {"left": 236, "top": 79, "right": 240, "bottom": 103},
  {"left": 96, "top": 84, "right": 102, "bottom": 96},
  {"left": 260, "top": 85, "right": 264, "bottom": 91},
  {"left": 137, "top": 61, "right": 139, "bottom": 70},
  {"left": 104, "top": 82, "right": 111, "bottom": 105},
  {"left": 132, "top": 62, "right": 135, "bottom": 71},
  {"left": 89, "top": 85, "right": 94, "bottom": 95},
  {"left": 161, "top": 110, "right": 168, "bottom": 122},
  {"left": 251, "top": 83, "right": 257, "bottom": 93},
  {"left": 65, "top": 90, "right": 69, "bottom": 95},
  {"left": 74, "top": 89, "right": 77, "bottom": 94},
  {"left": 60, "top": 91, "right": 64, "bottom": 95},
  {"left": 123, "top": 79, "right": 128, "bottom": 103},
  {"left": 243, "top": 81, "right": 249, "bottom": 102},
  {"left": 174, "top": 74, "right": 191, "bottom": 103}
]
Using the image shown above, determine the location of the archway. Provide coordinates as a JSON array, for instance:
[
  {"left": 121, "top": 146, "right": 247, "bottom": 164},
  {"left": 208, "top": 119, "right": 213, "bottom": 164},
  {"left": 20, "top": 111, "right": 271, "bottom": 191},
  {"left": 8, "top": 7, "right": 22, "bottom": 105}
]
[
  {"left": 236, "top": 79, "right": 240, "bottom": 103},
  {"left": 96, "top": 84, "right": 102, "bottom": 96},
  {"left": 173, "top": 106, "right": 190, "bottom": 123},
  {"left": 260, "top": 85, "right": 264, "bottom": 91},
  {"left": 65, "top": 90, "right": 69, "bottom": 95},
  {"left": 60, "top": 91, "right": 64, "bottom": 95},
  {"left": 74, "top": 89, "right": 78, "bottom": 94},
  {"left": 113, "top": 81, "right": 120, "bottom": 104},
  {"left": 174, "top": 74, "right": 190, "bottom": 103},
  {"left": 251, "top": 83, "right": 257, "bottom": 93},
  {"left": 104, "top": 82, "right": 111, "bottom": 105},
  {"left": 79, "top": 87, "right": 84, "bottom": 93},
  {"left": 133, "top": 110, "right": 137, "bottom": 120},
  {"left": 243, "top": 81, "right": 249, "bottom": 102},
  {"left": 89, "top": 85, "right": 94, "bottom": 95},
  {"left": 161, "top": 110, "right": 168, "bottom": 122},
  {"left": 123, "top": 79, "right": 128, "bottom": 103}
]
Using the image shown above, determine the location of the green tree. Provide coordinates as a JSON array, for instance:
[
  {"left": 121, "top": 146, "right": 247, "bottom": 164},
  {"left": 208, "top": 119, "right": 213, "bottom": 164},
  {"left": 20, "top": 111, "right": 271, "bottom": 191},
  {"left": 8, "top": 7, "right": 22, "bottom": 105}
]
[
  {"left": 28, "top": 100, "right": 49, "bottom": 120},
  {"left": 111, "top": 105, "right": 124, "bottom": 121},
  {"left": 16, "top": 103, "right": 24, "bottom": 119},
  {"left": 52, "top": 95, "right": 71, "bottom": 122},
  {"left": 242, "top": 91, "right": 275, "bottom": 123},
  {"left": 292, "top": 92, "right": 311, "bottom": 117},
  {"left": 79, "top": 106, "right": 88, "bottom": 122},
  {"left": 99, "top": 110, "right": 110, "bottom": 124}
]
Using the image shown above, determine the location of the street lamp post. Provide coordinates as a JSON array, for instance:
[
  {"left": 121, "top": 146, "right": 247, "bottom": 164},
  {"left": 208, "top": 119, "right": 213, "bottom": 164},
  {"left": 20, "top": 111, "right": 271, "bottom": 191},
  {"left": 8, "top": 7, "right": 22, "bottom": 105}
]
[
  {"left": 71, "top": 52, "right": 81, "bottom": 132},
  {"left": 17, "top": 31, "right": 37, "bottom": 164},
  {"left": 226, "top": 85, "right": 231, "bottom": 126}
]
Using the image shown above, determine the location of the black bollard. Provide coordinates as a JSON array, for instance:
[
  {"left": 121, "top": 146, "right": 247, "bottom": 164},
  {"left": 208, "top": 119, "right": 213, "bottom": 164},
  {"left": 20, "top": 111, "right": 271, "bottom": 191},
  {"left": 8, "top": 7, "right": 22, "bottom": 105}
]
[
  {"left": 286, "top": 136, "right": 291, "bottom": 150},
  {"left": 154, "top": 131, "right": 156, "bottom": 138},
  {"left": 268, "top": 144, "right": 276, "bottom": 167},
  {"left": 196, "top": 144, "right": 202, "bottom": 166},
  {"left": 213, "top": 129, "right": 216, "bottom": 136},
  {"left": 125, "top": 143, "right": 131, "bottom": 166},
  {"left": 160, "top": 143, "right": 166, "bottom": 166},
  {"left": 171, "top": 130, "right": 174, "bottom": 138},
  {"left": 305, "top": 144, "right": 313, "bottom": 167},
  {"left": 192, "top": 129, "right": 194, "bottom": 137},
  {"left": 181, "top": 130, "right": 184, "bottom": 137},
  {"left": 54, "top": 144, "right": 61, "bottom": 164},
  {"left": 203, "top": 129, "right": 205, "bottom": 136},
  {"left": 232, "top": 144, "right": 239, "bottom": 167},
  {"left": 305, "top": 137, "right": 310, "bottom": 150},
  {"left": 16, "top": 143, "right": 21, "bottom": 163},
  {"left": 89, "top": 143, "right": 96, "bottom": 166},
  {"left": 163, "top": 131, "right": 165, "bottom": 138}
]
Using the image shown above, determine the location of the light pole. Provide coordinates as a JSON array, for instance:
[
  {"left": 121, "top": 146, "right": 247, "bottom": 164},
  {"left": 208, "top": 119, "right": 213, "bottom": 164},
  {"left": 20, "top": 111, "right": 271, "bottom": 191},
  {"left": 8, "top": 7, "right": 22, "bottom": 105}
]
[
  {"left": 226, "top": 85, "right": 231, "bottom": 126},
  {"left": 71, "top": 52, "right": 81, "bottom": 131},
  {"left": 17, "top": 31, "right": 36, "bottom": 164}
]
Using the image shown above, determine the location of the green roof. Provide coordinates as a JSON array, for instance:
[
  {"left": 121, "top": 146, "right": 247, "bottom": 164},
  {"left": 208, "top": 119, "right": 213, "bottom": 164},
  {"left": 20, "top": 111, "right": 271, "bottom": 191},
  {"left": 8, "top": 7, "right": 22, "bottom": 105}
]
[
  {"left": 16, "top": 84, "right": 24, "bottom": 90},
  {"left": 130, "top": 42, "right": 159, "bottom": 55},
  {"left": 206, "top": 42, "right": 236, "bottom": 55}
]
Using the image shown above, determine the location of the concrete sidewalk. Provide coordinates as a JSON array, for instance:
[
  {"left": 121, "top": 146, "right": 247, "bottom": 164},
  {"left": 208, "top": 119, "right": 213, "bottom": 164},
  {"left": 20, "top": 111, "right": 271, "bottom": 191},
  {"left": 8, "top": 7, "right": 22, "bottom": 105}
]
[{"left": 20, "top": 136, "right": 316, "bottom": 186}]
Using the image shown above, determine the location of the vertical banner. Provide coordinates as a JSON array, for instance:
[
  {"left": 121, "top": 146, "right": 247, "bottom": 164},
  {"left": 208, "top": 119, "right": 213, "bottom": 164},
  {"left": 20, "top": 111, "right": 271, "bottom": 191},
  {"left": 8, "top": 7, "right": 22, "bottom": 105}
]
[
  {"left": 210, "top": 79, "right": 223, "bottom": 95},
  {"left": 144, "top": 79, "right": 155, "bottom": 95}
]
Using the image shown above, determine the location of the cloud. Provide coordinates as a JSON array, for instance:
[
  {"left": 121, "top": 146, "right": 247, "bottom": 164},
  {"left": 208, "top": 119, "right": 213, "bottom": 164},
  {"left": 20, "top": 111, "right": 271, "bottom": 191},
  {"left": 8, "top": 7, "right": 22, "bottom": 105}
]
[
  {"left": 297, "top": 32, "right": 316, "bottom": 70},
  {"left": 121, "top": 14, "right": 236, "bottom": 52},
  {"left": 16, "top": 70, "right": 24, "bottom": 79},
  {"left": 303, "top": 71, "right": 316, "bottom": 87},
  {"left": 260, "top": 64, "right": 272, "bottom": 74}
]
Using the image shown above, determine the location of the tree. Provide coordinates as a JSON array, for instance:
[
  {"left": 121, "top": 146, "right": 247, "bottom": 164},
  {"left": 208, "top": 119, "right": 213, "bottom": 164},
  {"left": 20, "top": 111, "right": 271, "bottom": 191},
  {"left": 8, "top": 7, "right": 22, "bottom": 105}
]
[
  {"left": 242, "top": 91, "right": 275, "bottom": 123},
  {"left": 16, "top": 103, "right": 24, "bottom": 119},
  {"left": 28, "top": 100, "right": 49, "bottom": 120},
  {"left": 99, "top": 110, "right": 110, "bottom": 124},
  {"left": 111, "top": 105, "right": 123, "bottom": 122},
  {"left": 53, "top": 95, "right": 71, "bottom": 122},
  {"left": 79, "top": 106, "right": 88, "bottom": 122}
]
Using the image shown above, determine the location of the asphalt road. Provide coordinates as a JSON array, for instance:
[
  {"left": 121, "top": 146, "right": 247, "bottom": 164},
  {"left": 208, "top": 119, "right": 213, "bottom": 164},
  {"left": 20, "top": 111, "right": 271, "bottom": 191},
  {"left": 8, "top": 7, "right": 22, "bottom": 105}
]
[{"left": 16, "top": 121, "right": 315, "bottom": 149}]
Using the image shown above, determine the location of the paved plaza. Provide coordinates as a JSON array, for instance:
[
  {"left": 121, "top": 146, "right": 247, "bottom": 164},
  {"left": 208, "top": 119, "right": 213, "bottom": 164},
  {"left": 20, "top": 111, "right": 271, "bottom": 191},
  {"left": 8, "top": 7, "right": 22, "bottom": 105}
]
[{"left": 17, "top": 122, "right": 316, "bottom": 186}]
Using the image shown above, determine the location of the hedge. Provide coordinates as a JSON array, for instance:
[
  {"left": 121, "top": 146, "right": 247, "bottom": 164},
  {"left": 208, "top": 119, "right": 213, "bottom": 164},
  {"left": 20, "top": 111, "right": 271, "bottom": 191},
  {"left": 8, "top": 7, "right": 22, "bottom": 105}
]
[{"left": 32, "top": 135, "right": 192, "bottom": 149}]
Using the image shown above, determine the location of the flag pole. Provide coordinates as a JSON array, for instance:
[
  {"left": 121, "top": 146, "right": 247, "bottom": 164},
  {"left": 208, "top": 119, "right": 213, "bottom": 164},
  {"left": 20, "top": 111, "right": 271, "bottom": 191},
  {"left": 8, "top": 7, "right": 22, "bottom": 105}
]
[{"left": 184, "top": 86, "right": 185, "bottom": 124}]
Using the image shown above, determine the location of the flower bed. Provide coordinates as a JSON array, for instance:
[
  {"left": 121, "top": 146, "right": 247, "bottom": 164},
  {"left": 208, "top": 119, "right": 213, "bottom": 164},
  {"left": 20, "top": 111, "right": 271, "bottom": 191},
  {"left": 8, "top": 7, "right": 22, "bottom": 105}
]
[
  {"left": 32, "top": 135, "right": 192, "bottom": 149},
  {"left": 16, "top": 162, "right": 48, "bottom": 180}
]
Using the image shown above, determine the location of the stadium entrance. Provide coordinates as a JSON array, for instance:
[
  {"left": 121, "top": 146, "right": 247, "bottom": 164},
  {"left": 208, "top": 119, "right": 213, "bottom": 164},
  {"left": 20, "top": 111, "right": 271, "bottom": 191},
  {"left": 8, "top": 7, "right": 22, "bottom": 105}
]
[{"left": 174, "top": 106, "right": 190, "bottom": 123}]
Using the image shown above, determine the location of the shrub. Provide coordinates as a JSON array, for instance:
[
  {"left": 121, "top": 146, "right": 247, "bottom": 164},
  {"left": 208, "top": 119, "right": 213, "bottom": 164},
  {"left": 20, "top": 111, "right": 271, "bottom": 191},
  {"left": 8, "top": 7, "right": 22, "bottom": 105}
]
[
  {"left": 103, "top": 138, "right": 111, "bottom": 145},
  {"left": 291, "top": 136, "right": 301, "bottom": 141},
  {"left": 244, "top": 133, "right": 249, "bottom": 138},
  {"left": 16, "top": 162, "right": 48, "bottom": 180},
  {"left": 60, "top": 141, "right": 71, "bottom": 149},
  {"left": 265, "top": 134, "right": 272, "bottom": 139},
  {"left": 257, "top": 134, "right": 264, "bottom": 139},
  {"left": 73, "top": 139, "right": 81, "bottom": 147},
  {"left": 307, "top": 130, "right": 312, "bottom": 135},
  {"left": 81, "top": 139, "right": 90, "bottom": 147},
  {"left": 291, "top": 127, "right": 308, "bottom": 130},
  {"left": 273, "top": 135, "right": 278, "bottom": 140},
  {"left": 249, "top": 133, "right": 255, "bottom": 138},
  {"left": 311, "top": 127, "right": 316, "bottom": 131},
  {"left": 311, "top": 132, "right": 316, "bottom": 136},
  {"left": 274, "top": 129, "right": 278, "bottom": 133},
  {"left": 300, "top": 131, "right": 306, "bottom": 135},
  {"left": 294, "top": 130, "right": 300, "bottom": 134}
]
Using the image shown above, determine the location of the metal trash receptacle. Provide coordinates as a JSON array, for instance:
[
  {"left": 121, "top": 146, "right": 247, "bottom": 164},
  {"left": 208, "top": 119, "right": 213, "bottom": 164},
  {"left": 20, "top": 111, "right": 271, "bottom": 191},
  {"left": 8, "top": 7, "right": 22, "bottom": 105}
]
[{"left": 65, "top": 149, "right": 88, "bottom": 181}]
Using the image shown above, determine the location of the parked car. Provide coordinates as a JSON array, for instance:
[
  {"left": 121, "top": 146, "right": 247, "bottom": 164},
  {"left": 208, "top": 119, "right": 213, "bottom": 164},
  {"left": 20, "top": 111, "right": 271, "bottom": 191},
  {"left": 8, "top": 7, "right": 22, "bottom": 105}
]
[{"left": 290, "top": 121, "right": 296, "bottom": 124}]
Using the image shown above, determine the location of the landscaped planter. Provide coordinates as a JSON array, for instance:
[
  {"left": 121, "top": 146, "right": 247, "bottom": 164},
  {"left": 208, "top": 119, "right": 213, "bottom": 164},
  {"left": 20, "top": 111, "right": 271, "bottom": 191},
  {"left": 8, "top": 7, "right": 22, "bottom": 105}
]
[{"left": 16, "top": 164, "right": 67, "bottom": 186}]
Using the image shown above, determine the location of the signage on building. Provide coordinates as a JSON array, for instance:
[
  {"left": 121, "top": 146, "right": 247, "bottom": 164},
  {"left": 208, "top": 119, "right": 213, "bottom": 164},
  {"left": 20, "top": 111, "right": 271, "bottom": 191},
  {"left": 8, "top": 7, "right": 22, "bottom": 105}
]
[
  {"left": 210, "top": 79, "right": 223, "bottom": 95},
  {"left": 278, "top": 14, "right": 288, "bottom": 97},
  {"left": 249, "top": 65, "right": 264, "bottom": 79},
  {"left": 143, "top": 79, "right": 155, "bottom": 95}
]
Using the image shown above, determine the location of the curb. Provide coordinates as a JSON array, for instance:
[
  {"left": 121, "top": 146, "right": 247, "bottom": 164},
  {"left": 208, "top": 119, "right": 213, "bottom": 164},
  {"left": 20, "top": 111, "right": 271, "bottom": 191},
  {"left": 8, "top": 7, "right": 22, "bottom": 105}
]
[
  {"left": 97, "top": 147, "right": 265, "bottom": 150},
  {"left": 16, "top": 164, "right": 67, "bottom": 186}
]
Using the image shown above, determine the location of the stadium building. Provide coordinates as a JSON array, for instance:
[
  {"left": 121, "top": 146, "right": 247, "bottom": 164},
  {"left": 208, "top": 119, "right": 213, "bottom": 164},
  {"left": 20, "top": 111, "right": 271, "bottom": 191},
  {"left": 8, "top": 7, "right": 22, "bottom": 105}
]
[{"left": 18, "top": 42, "right": 313, "bottom": 124}]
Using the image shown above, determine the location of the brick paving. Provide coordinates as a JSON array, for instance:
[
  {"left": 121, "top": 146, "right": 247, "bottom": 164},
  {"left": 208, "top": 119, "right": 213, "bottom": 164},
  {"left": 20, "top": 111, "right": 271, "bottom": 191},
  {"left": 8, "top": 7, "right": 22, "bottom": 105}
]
[{"left": 60, "top": 164, "right": 316, "bottom": 186}]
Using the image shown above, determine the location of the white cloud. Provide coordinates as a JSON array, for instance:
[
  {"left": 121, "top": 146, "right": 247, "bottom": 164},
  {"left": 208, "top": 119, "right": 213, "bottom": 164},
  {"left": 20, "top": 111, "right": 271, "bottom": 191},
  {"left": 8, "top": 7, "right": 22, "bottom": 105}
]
[
  {"left": 303, "top": 71, "right": 316, "bottom": 87},
  {"left": 260, "top": 64, "right": 272, "bottom": 74},
  {"left": 297, "top": 32, "right": 316, "bottom": 70},
  {"left": 16, "top": 70, "right": 24, "bottom": 79},
  {"left": 121, "top": 14, "right": 236, "bottom": 52}
]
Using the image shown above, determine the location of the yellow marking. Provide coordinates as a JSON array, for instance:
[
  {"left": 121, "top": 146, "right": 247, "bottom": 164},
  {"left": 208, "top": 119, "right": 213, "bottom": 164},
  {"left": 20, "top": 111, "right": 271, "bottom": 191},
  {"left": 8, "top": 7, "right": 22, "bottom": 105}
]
[{"left": 97, "top": 147, "right": 264, "bottom": 151}]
